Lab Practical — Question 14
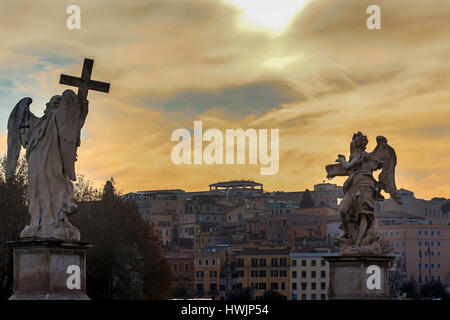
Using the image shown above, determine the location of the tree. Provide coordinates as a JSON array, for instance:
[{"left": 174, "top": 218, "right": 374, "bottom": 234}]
[
  {"left": 261, "top": 290, "right": 286, "bottom": 300},
  {"left": 228, "top": 286, "right": 254, "bottom": 300},
  {"left": 0, "top": 156, "right": 28, "bottom": 300},
  {"left": 420, "top": 281, "right": 448, "bottom": 300},
  {"left": 401, "top": 280, "right": 420, "bottom": 299},
  {"left": 71, "top": 178, "right": 171, "bottom": 299},
  {"left": 299, "top": 189, "right": 315, "bottom": 208},
  {"left": 172, "top": 286, "right": 190, "bottom": 299}
]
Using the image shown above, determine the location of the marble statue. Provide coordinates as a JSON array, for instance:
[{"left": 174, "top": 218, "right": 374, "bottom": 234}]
[
  {"left": 325, "top": 132, "right": 403, "bottom": 255},
  {"left": 6, "top": 59, "right": 109, "bottom": 241}
]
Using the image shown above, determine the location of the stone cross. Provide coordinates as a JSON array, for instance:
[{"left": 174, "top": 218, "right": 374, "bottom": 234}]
[{"left": 59, "top": 58, "right": 110, "bottom": 102}]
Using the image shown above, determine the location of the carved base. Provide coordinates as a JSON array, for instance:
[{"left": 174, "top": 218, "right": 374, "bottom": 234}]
[
  {"left": 20, "top": 218, "right": 80, "bottom": 241},
  {"left": 324, "top": 255, "right": 394, "bottom": 300},
  {"left": 7, "top": 239, "right": 92, "bottom": 300}
]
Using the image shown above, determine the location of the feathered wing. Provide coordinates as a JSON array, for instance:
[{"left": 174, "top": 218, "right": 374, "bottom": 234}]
[
  {"left": 6, "top": 97, "right": 33, "bottom": 181},
  {"left": 55, "top": 90, "right": 83, "bottom": 181},
  {"left": 371, "top": 136, "right": 403, "bottom": 204}
]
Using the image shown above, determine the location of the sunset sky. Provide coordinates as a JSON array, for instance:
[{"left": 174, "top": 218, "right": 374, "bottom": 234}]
[{"left": 1, "top": 0, "right": 450, "bottom": 200}]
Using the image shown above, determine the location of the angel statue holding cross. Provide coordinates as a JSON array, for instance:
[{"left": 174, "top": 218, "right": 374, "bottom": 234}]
[
  {"left": 6, "top": 59, "right": 110, "bottom": 241},
  {"left": 325, "top": 132, "right": 403, "bottom": 255}
]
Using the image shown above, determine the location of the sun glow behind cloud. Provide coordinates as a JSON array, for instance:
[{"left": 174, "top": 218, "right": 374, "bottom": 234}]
[{"left": 226, "top": 0, "right": 311, "bottom": 34}]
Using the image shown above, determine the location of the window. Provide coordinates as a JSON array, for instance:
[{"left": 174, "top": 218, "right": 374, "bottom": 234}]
[
  {"left": 251, "top": 258, "right": 258, "bottom": 267},
  {"left": 437, "top": 230, "right": 441, "bottom": 236},
  {"left": 301, "top": 294, "right": 307, "bottom": 300},
  {"left": 418, "top": 230, "right": 422, "bottom": 236},
  {"left": 311, "top": 271, "right": 316, "bottom": 279},
  {"left": 237, "top": 259, "right": 244, "bottom": 266},
  {"left": 418, "top": 241, "right": 422, "bottom": 246},
  {"left": 320, "top": 271, "right": 326, "bottom": 278},
  {"left": 292, "top": 282, "right": 297, "bottom": 290},
  {"left": 280, "top": 258, "right": 287, "bottom": 267},
  {"left": 281, "top": 282, "right": 286, "bottom": 290},
  {"left": 311, "top": 260, "right": 316, "bottom": 267},
  {"left": 321, "top": 282, "right": 326, "bottom": 290},
  {"left": 301, "top": 282, "right": 307, "bottom": 290},
  {"left": 198, "top": 259, "right": 202, "bottom": 266},
  {"left": 321, "top": 260, "right": 326, "bottom": 267},
  {"left": 280, "top": 270, "right": 287, "bottom": 277},
  {"left": 292, "top": 259, "right": 297, "bottom": 267},
  {"left": 292, "top": 271, "right": 297, "bottom": 279},
  {"left": 212, "top": 259, "right": 216, "bottom": 265},
  {"left": 259, "top": 270, "right": 266, "bottom": 277},
  {"left": 311, "top": 294, "right": 317, "bottom": 300},
  {"left": 271, "top": 283, "right": 278, "bottom": 290},
  {"left": 271, "top": 270, "right": 278, "bottom": 277},
  {"left": 210, "top": 271, "right": 217, "bottom": 278},
  {"left": 271, "top": 258, "right": 278, "bottom": 267},
  {"left": 260, "top": 258, "right": 266, "bottom": 267},
  {"left": 301, "top": 271, "right": 307, "bottom": 279},
  {"left": 205, "top": 259, "right": 209, "bottom": 266},
  {"left": 260, "top": 283, "right": 267, "bottom": 290},
  {"left": 311, "top": 282, "right": 316, "bottom": 290},
  {"left": 173, "top": 263, "right": 177, "bottom": 272},
  {"left": 251, "top": 270, "right": 258, "bottom": 278},
  {"left": 321, "top": 294, "right": 326, "bottom": 300},
  {"left": 185, "top": 264, "right": 189, "bottom": 271},
  {"left": 301, "top": 260, "right": 306, "bottom": 267}
]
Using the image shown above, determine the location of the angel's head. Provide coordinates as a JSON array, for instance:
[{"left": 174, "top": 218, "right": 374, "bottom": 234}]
[
  {"left": 351, "top": 131, "right": 368, "bottom": 151},
  {"left": 44, "top": 95, "right": 61, "bottom": 114}
]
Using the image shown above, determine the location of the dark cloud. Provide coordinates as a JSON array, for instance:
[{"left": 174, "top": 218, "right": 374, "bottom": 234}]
[{"left": 143, "top": 80, "right": 305, "bottom": 116}]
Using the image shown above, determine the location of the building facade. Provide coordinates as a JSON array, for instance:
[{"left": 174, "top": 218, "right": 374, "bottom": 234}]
[{"left": 289, "top": 252, "right": 338, "bottom": 300}]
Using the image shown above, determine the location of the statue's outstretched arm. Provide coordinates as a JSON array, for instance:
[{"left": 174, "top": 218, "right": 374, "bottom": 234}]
[{"left": 337, "top": 154, "right": 362, "bottom": 170}]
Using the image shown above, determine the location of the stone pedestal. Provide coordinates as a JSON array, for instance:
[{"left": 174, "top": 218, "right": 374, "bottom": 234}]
[
  {"left": 7, "top": 239, "right": 92, "bottom": 300},
  {"left": 324, "top": 255, "right": 394, "bottom": 300}
]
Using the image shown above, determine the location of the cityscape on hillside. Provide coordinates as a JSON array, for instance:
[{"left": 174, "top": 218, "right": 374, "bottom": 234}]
[{"left": 124, "top": 180, "right": 450, "bottom": 300}]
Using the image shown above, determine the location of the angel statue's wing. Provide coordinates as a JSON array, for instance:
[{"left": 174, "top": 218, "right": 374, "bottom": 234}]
[
  {"left": 55, "top": 89, "right": 84, "bottom": 181},
  {"left": 6, "top": 97, "right": 34, "bottom": 181},
  {"left": 371, "top": 136, "right": 403, "bottom": 205}
]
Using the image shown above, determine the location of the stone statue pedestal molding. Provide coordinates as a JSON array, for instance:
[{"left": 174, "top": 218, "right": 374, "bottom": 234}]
[
  {"left": 7, "top": 239, "right": 92, "bottom": 300},
  {"left": 324, "top": 255, "right": 394, "bottom": 300}
]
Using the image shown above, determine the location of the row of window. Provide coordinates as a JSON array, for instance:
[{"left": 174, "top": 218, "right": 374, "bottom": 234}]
[
  {"left": 249, "top": 270, "right": 288, "bottom": 278},
  {"left": 418, "top": 263, "right": 441, "bottom": 269},
  {"left": 418, "top": 250, "right": 441, "bottom": 257},
  {"left": 418, "top": 230, "right": 441, "bottom": 236},
  {"left": 292, "top": 270, "right": 326, "bottom": 279},
  {"left": 381, "top": 230, "right": 442, "bottom": 237},
  {"left": 197, "top": 258, "right": 217, "bottom": 266},
  {"left": 248, "top": 282, "right": 287, "bottom": 291},
  {"left": 418, "top": 241, "right": 441, "bottom": 247},
  {"left": 292, "top": 293, "right": 327, "bottom": 300},
  {"left": 291, "top": 259, "right": 326, "bottom": 267},
  {"left": 238, "top": 258, "right": 288, "bottom": 267},
  {"left": 292, "top": 282, "right": 327, "bottom": 291},
  {"left": 196, "top": 271, "right": 218, "bottom": 278},
  {"left": 420, "top": 275, "right": 441, "bottom": 282},
  {"left": 172, "top": 263, "right": 190, "bottom": 272}
]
